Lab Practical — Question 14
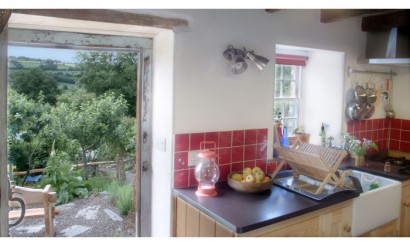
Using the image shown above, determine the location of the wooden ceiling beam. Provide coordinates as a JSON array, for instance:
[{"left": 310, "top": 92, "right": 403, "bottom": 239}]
[
  {"left": 361, "top": 10, "right": 409, "bottom": 32},
  {"left": 12, "top": 9, "right": 189, "bottom": 30},
  {"left": 320, "top": 9, "right": 395, "bottom": 23}
]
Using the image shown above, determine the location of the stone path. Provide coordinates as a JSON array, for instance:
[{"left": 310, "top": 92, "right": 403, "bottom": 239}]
[{"left": 9, "top": 193, "right": 135, "bottom": 237}]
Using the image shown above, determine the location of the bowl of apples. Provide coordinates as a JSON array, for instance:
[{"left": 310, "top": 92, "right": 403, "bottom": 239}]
[{"left": 227, "top": 167, "right": 273, "bottom": 193}]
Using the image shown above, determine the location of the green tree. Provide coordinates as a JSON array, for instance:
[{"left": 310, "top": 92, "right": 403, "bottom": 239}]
[
  {"left": 7, "top": 90, "right": 51, "bottom": 179},
  {"left": 54, "top": 92, "right": 127, "bottom": 180},
  {"left": 11, "top": 68, "right": 61, "bottom": 105},
  {"left": 75, "top": 51, "right": 138, "bottom": 116}
]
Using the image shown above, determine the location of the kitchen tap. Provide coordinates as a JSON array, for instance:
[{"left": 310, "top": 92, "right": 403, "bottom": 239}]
[{"left": 328, "top": 136, "right": 334, "bottom": 148}]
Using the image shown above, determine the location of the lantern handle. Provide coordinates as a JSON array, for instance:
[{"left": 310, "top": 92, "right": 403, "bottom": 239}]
[{"left": 200, "top": 141, "right": 217, "bottom": 151}]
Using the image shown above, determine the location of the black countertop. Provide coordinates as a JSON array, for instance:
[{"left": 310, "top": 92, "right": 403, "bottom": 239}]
[
  {"left": 174, "top": 179, "right": 359, "bottom": 234},
  {"left": 340, "top": 158, "right": 410, "bottom": 182}
]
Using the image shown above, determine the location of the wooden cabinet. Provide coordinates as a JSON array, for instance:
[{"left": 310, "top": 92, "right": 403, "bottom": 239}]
[
  {"left": 174, "top": 196, "right": 352, "bottom": 237},
  {"left": 400, "top": 180, "right": 410, "bottom": 237},
  {"left": 361, "top": 219, "right": 399, "bottom": 237}
]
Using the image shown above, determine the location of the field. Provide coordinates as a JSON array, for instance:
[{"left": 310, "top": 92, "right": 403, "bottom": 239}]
[{"left": 8, "top": 56, "right": 80, "bottom": 89}]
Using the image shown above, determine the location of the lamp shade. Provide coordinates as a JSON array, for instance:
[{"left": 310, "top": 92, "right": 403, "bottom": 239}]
[
  {"left": 231, "top": 56, "right": 247, "bottom": 74},
  {"left": 246, "top": 52, "right": 269, "bottom": 70}
]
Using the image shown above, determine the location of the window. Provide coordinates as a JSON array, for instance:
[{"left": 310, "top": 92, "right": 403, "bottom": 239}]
[{"left": 274, "top": 64, "right": 302, "bottom": 135}]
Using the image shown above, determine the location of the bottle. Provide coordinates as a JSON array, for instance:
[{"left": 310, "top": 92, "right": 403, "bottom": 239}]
[
  {"left": 384, "top": 161, "right": 391, "bottom": 173},
  {"left": 280, "top": 126, "right": 289, "bottom": 147},
  {"left": 320, "top": 123, "right": 326, "bottom": 147}
]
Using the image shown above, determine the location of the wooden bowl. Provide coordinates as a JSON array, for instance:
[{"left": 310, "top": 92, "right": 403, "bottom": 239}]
[{"left": 227, "top": 172, "right": 273, "bottom": 193}]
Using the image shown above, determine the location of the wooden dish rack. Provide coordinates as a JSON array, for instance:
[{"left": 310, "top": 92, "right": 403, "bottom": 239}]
[{"left": 271, "top": 141, "right": 350, "bottom": 194}]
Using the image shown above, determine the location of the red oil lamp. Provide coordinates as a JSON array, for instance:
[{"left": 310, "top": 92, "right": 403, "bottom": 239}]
[{"left": 194, "top": 141, "right": 220, "bottom": 197}]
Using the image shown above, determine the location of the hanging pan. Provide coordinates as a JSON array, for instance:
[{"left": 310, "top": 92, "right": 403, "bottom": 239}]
[{"left": 354, "top": 84, "right": 367, "bottom": 104}]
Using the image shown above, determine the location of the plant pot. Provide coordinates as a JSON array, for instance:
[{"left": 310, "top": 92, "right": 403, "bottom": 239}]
[
  {"left": 355, "top": 155, "right": 365, "bottom": 167},
  {"left": 295, "top": 133, "right": 310, "bottom": 143}
]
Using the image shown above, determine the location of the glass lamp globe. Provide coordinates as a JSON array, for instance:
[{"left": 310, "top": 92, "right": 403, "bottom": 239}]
[{"left": 194, "top": 142, "right": 220, "bottom": 197}]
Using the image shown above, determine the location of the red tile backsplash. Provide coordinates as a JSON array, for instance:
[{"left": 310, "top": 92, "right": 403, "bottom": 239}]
[
  {"left": 174, "top": 128, "right": 269, "bottom": 188},
  {"left": 346, "top": 118, "right": 410, "bottom": 153}
]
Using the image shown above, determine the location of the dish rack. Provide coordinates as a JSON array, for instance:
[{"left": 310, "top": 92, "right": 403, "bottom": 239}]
[{"left": 272, "top": 141, "right": 350, "bottom": 194}]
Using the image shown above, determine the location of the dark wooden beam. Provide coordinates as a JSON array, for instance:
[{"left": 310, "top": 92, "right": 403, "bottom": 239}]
[
  {"left": 320, "top": 9, "right": 395, "bottom": 23},
  {"left": 361, "top": 10, "right": 410, "bottom": 32},
  {"left": 12, "top": 9, "right": 189, "bottom": 30},
  {"left": 0, "top": 9, "right": 12, "bottom": 33}
]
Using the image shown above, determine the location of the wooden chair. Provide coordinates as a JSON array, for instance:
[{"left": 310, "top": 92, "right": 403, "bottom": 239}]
[
  {"left": 272, "top": 141, "right": 350, "bottom": 194},
  {"left": 9, "top": 184, "right": 60, "bottom": 236}
]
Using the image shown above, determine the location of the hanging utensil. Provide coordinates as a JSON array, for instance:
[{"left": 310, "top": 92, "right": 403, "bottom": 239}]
[
  {"left": 354, "top": 84, "right": 367, "bottom": 104},
  {"left": 345, "top": 101, "right": 363, "bottom": 121},
  {"left": 361, "top": 103, "right": 375, "bottom": 119}
]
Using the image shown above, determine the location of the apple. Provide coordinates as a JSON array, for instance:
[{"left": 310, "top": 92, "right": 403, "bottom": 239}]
[
  {"left": 245, "top": 174, "right": 256, "bottom": 183},
  {"left": 254, "top": 170, "right": 265, "bottom": 182},
  {"left": 252, "top": 166, "right": 262, "bottom": 175},
  {"left": 242, "top": 167, "right": 252, "bottom": 178}
]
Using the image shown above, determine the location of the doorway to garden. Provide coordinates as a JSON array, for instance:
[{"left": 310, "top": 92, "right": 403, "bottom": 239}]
[{"left": 1, "top": 21, "right": 154, "bottom": 237}]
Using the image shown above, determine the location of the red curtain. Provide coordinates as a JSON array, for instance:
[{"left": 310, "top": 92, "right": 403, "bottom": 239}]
[{"left": 276, "top": 54, "right": 309, "bottom": 66}]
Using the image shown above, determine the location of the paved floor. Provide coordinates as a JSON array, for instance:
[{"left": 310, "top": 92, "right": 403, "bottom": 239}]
[{"left": 9, "top": 193, "right": 136, "bottom": 237}]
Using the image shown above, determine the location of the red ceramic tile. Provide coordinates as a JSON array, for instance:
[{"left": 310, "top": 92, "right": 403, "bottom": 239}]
[
  {"left": 366, "top": 120, "right": 373, "bottom": 130},
  {"left": 364, "top": 131, "right": 371, "bottom": 140},
  {"left": 231, "top": 146, "right": 244, "bottom": 162},
  {"left": 358, "top": 132, "right": 364, "bottom": 141},
  {"left": 245, "top": 129, "right": 257, "bottom": 145},
  {"left": 205, "top": 132, "right": 219, "bottom": 148},
  {"left": 232, "top": 130, "right": 245, "bottom": 146},
  {"left": 402, "top": 120, "right": 410, "bottom": 131},
  {"left": 266, "top": 161, "right": 277, "bottom": 173},
  {"left": 174, "top": 152, "right": 188, "bottom": 171},
  {"left": 219, "top": 131, "right": 232, "bottom": 148},
  {"left": 373, "top": 119, "right": 381, "bottom": 130},
  {"left": 189, "top": 168, "right": 198, "bottom": 187},
  {"left": 257, "top": 143, "right": 267, "bottom": 159},
  {"left": 347, "top": 121, "right": 353, "bottom": 133},
  {"left": 244, "top": 160, "right": 255, "bottom": 169},
  {"left": 371, "top": 130, "right": 378, "bottom": 141},
  {"left": 231, "top": 162, "right": 244, "bottom": 172},
  {"left": 392, "top": 119, "right": 402, "bottom": 129},
  {"left": 400, "top": 141, "right": 410, "bottom": 153},
  {"left": 175, "top": 134, "right": 189, "bottom": 152},
  {"left": 190, "top": 133, "right": 205, "bottom": 151},
  {"left": 257, "top": 128, "right": 268, "bottom": 144},
  {"left": 218, "top": 164, "right": 231, "bottom": 182},
  {"left": 359, "top": 120, "right": 366, "bottom": 131},
  {"left": 244, "top": 145, "right": 257, "bottom": 161},
  {"left": 174, "top": 169, "right": 189, "bottom": 188},
  {"left": 382, "top": 129, "right": 388, "bottom": 139},
  {"left": 401, "top": 131, "right": 410, "bottom": 142},
  {"left": 218, "top": 148, "right": 231, "bottom": 165},
  {"left": 352, "top": 121, "right": 360, "bottom": 132},
  {"left": 390, "top": 129, "right": 401, "bottom": 140},
  {"left": 255, "top": 159, "right": 267, "bottom": 173},
  {"left": 390, "top": 140, "right": 400, "bottom": 151}
]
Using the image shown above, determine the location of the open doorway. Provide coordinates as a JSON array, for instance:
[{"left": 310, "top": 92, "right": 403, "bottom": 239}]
[{"left": 1, "top": 25, "right": 153, "bottom": 237}]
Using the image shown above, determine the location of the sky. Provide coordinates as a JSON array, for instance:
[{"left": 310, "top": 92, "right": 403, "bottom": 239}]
[{"left": 8, "top": 46, "right": 80, "bottom": 63}]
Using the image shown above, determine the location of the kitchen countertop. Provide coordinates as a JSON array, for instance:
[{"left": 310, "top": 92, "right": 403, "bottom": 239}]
[
  {"left": 340, "top": 157, "right": 410, "bottom": 181},
  {"left": 174, "top": 179, "right": 359, "bottom": 234}
]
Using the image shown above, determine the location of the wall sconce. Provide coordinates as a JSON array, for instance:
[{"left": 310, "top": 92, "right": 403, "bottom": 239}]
[{"left": 223, "top": 44, "right": 269, "bottom": 74}]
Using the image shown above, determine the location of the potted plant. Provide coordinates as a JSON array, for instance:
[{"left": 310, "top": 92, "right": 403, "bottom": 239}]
[
  {"left": 341, "top": 133, "right": 379, "bottom": 166},
  {"left": 292, "top": 126, "right": 310, "bottom": 143}
]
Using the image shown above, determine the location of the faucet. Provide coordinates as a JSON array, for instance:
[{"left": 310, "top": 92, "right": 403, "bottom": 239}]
[{"left": 328, "top": 136, "right": 334, "bottom": 148}]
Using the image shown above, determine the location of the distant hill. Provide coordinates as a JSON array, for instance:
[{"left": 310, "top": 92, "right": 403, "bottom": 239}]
[{"left": 8, "top": 56, "right": 80, "bottom": 91}]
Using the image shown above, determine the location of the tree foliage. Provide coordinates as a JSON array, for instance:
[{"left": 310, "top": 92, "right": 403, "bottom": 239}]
[
  {"left": 54, "top": 92, "right": 128, "bottom": 179},
  {"left": 75, "top": 51, "right": 138, "bottom": 116},
  {"left": 11, "top": 68, "right": 61, "bottom": 105}
]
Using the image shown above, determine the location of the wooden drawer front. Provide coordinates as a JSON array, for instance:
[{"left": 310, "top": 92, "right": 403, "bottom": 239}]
[
  {"left": 259, "top": 217, "right": 320, "bottom": 237},
  {"left": 400, "top": 184, "right": 410, "bottom": 237}
]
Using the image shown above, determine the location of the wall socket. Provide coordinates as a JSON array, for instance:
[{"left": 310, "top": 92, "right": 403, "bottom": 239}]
[{"left": 188, "top": 150, "right": 202, "bottom": 166}]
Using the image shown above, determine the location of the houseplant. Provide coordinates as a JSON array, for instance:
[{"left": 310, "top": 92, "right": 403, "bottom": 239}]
[
  {"left": 340, "top": 133, "right": 379, "bottom": 166},
  {"left": 292, "top": 126, "right": 310, "bottom": 143}
]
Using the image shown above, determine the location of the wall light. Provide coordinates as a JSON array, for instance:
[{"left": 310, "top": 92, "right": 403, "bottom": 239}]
[{"left": 223, "top": 44, "right": 269, "bottom": 74}]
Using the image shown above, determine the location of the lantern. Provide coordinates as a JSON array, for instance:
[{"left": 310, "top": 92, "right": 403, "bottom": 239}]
[{"left": 194, "top": 141, "right": 220, "bottom": 197}]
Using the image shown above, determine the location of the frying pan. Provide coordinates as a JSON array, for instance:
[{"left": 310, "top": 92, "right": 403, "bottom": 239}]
[
  {"left": 366, "top": 86, "right": 377, "bottom": 104},
  {"left": 345, "top": 101, "right": 362, "bottom": 121},
  {"left": 361, "top": 103, "right": 375, "bottom": 119}
]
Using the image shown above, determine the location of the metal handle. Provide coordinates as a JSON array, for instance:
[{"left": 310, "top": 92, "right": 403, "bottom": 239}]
[
  {"left": 344, "top": 225, "right": 352, "bottom": 233},
  {"left": 142, "top": 161, "right": 149, "bottom": 171}
]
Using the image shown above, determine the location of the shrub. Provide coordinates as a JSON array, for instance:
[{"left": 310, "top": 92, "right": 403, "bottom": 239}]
[
  {"left": 107, "top": 180, "right": 134, "bottom": 215},
  {"left": 85, "top": 175, "right": 113, "bottom": 193}
]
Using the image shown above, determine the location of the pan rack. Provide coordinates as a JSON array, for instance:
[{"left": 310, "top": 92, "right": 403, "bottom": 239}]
[{"left": 347, "top": 66, "right": 396, "bottom": 79}]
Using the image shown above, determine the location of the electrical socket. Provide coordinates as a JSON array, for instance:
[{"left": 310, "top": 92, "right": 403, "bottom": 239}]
[{"left": 188, "top": 150, "right": 202, "bottom": 166}]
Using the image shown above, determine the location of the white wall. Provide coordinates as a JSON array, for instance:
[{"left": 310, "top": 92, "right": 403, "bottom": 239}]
[{"left": 151, "top": 30, "right": 174, "bottom": 236}]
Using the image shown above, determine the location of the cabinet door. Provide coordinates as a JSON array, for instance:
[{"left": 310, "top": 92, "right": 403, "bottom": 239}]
[
  {"left": 320, "top": 204, "right": 352, "bottom": 237},
  {"left": 361, "top": 219, "right": 398, "bottom": 237},
  {"left": 259, "top": 217, "right": 320, "bottom": 237},
  {"left": 400, "top": 184, "right": 410, "bottom": 237}
]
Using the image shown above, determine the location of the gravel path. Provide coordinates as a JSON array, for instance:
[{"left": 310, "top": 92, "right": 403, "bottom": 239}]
[{"left": 9, "top": 193, "right": 136, "bottom": 237}]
